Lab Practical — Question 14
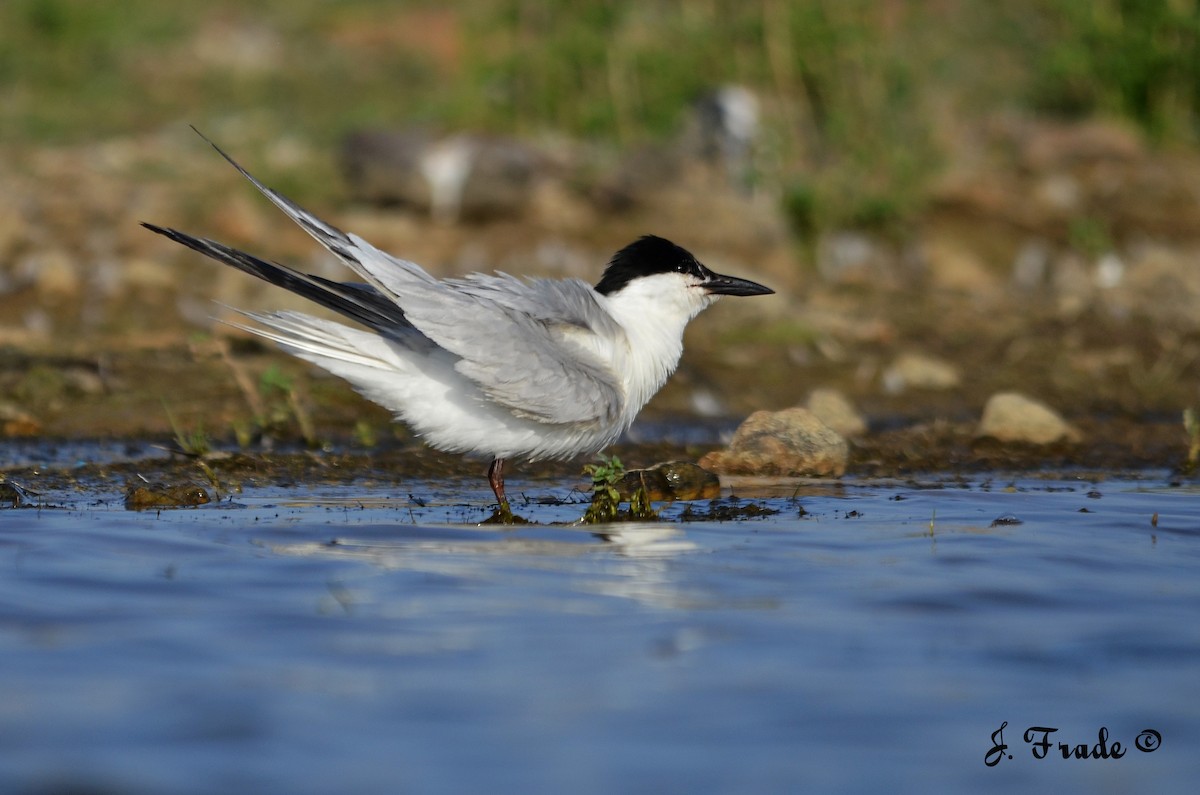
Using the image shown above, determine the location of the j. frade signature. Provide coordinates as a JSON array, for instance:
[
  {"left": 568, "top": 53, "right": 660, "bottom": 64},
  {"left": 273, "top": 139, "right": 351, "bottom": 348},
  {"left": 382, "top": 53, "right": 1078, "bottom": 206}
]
[{"left": 986, "top": 722, "right": 1162, "bottom": 766}]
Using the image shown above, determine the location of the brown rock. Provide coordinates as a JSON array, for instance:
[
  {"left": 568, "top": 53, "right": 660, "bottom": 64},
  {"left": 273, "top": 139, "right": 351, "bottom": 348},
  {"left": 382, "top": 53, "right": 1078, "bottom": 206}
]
[
  {"left": 30, "top": 248, "right": 81, "bottom": 299},
  {"left": 923, "top": 237, "right": 1002, "bottom": 297},
  {"left": 700, "top": 408, "right": 847, "bottom": 477},
  {"left": 125, "top": 483, "right": 211, "bottom": 511},
  {"left": 0, "top": 402, "right": 41, "bottom": 437},
  {"left": 618, "top": 461, "right": 721, "bottom": 502}
]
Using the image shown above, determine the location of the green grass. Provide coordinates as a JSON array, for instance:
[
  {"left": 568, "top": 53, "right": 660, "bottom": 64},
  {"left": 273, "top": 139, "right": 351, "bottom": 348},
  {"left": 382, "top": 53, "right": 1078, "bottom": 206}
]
[
  {"left": 4, "top": 0, "right": 1199, "bottom": 233},
  {"left": 1018, "top": 0, "right": 1200, "bottom": 139},
  {"left": 581, "top": 454, "right": 657, "bottom": 524},
  {"left": 162, "top": 401, "right": 211, "bottom": 457}
]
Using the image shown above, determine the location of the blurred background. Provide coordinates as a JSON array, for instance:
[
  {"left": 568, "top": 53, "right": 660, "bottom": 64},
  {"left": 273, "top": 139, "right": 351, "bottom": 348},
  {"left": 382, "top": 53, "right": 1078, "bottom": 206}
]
[{"left": 1, "top": 0, "right": 1199, "bottom": 458}]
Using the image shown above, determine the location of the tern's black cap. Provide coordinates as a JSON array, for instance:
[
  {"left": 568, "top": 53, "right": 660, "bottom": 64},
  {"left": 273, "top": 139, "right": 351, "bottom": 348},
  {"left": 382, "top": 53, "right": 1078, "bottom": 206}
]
[
  {"left": 594, "top": 236, "right": 707, "bottom": 296},
  {"left": 595, "top": 235, "right": 773, "bottom": 298}
]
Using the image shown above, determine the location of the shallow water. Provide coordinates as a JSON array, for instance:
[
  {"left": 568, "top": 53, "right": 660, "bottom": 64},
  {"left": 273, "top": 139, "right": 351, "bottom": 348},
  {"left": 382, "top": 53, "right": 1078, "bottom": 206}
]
[{"left": 1, "top": 473, "right": 1198, "bottom": 794}]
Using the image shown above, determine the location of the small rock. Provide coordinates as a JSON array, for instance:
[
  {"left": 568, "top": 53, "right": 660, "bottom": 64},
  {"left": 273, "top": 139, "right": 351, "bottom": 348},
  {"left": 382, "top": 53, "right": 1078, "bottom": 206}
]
[
  {"left": 699, "top": 408, "right": 847, "bottom": 477},
  {"left": 125, "top": 483, "right": 211, "bottom": 510},
  {"left": 618, "top": 461, "right": 721, "bottom": 501},
  {"left": 191, "top": 19, "right": 283, "bottom": 73},
  {"left": 923, "top": 237, "right": 1002, "bottom": 297},
  {"left": 882, "top": 352, "right": 961, "bottom": 394},
  {"left": 0, "top": 192, "right": 24, "bottom": 261},
  {"left": 1019, "top": 118, "right": 1144, "bottom": 171},
  {"left": 682, "top": 85, "right": 761, "bottom": 192},
  {"left": 340, "top": 130, "right": 543, "bottom": 222},
  {"left": 1104, "top": 245, "right": 1200, "bottom": 326},
  {"left": 528, "top": 179, "right": 598, "bottom": 233},
  {"left": 1032, "top": 173, "right": 1082, "bottom": 215},
  {"left": 1051, "top": 251, "right": 1095, "bottom": 318},
  {"left": 122, "top": 257, "right": 179, "bottom": 291},
  {"left": 28, "top": 248, "right": 81, "bottom": 299},
  {"left": 816, "top": 230, "right": 889, "bottom": 285},
  {"left": 805, "top": 388, "right": 867, "bottom": 438},
  {"left": 0, "top": 402, "right": 41, "bottom": 437},
  {"left": 976, "top": 392, "right": 1081, "bottom": 445},
  {"left": 1011, "top": 239, "right": 1051, "bottom": 290},
  {"left": 57, "top": 366, "right": 106, "bottom": 397}
]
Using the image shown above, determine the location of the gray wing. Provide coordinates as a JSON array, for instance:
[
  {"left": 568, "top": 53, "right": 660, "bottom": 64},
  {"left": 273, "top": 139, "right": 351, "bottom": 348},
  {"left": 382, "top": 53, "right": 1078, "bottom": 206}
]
[{"left": 394, "top": 273, "right": 628, "bottom": 426}]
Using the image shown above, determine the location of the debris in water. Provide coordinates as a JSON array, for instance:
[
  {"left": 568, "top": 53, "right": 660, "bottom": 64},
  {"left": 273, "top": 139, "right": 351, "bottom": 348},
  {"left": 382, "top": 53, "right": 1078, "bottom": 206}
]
[{"left": 125, "top": 482, "right": 211, "bottom": 510}]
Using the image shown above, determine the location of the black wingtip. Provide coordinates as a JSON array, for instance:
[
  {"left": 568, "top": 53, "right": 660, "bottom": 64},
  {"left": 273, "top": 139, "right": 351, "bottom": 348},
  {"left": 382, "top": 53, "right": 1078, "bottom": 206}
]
[
  {"left": 141, "top": 220, "right": 180, "bottom": 242},
  {"left": 188, "top": 124, "right": 219, "bottom": 153},
  {"left": 189, "top": 124, "right": 219, "bottom": 156},
  {"left": 141, "top": 221, "right": 195, "bottom": 248},
  {"left": 139, "top": 222, "right": 209, "bottom": 255},
  {"left": 188, "top": 124, "right": 251, "bottom": 179}
]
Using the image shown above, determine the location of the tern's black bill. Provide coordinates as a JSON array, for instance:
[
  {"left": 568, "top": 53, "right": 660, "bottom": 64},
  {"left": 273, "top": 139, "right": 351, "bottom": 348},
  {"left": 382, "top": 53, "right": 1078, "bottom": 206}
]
[{"left": 702, "top": 272, "right": 774, "bottom": 297}]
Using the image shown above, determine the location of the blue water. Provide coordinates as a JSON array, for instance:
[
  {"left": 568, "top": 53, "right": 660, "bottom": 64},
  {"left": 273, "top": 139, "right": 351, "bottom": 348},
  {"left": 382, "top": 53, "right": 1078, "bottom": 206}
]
[{"left": 1, "top": 474, "right": 1198, "bottom": 793}]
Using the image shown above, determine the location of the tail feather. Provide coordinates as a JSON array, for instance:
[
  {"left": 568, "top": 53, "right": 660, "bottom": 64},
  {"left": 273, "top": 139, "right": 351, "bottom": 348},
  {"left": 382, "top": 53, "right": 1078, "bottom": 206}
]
[
  {"left": 230, "top": 311, "right": 448, "bottom": 422},
  {"left": 227, "top": 312, "right": 399, "bottom": 370},
  {"left": 142, "top": 221, "right": 427, "bottom": 345}
]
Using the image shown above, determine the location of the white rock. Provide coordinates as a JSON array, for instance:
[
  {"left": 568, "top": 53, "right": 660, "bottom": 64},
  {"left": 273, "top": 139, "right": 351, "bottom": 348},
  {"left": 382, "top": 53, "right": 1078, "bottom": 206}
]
[
  {"left": 977, "top": 392, "right": 1081, "bottom": 444},
  {"left": 882, "top": 352, "right": 961, "bottom": 394},
  {"left": 805, "top": 388, "right": 867, "bottom": 437}
]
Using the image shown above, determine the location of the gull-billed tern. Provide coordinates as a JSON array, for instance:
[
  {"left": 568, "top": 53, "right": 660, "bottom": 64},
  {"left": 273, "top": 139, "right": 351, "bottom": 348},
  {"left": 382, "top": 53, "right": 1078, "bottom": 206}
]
[{"left": 143, "top": 132, "right": 773, "bottom": 513}]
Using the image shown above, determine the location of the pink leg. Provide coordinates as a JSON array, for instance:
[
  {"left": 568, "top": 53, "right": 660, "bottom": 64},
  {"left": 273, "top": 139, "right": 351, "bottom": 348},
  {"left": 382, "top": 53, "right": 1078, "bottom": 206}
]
[{"left": 487, "top": 457, "right": 509, "bottom": 509}]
